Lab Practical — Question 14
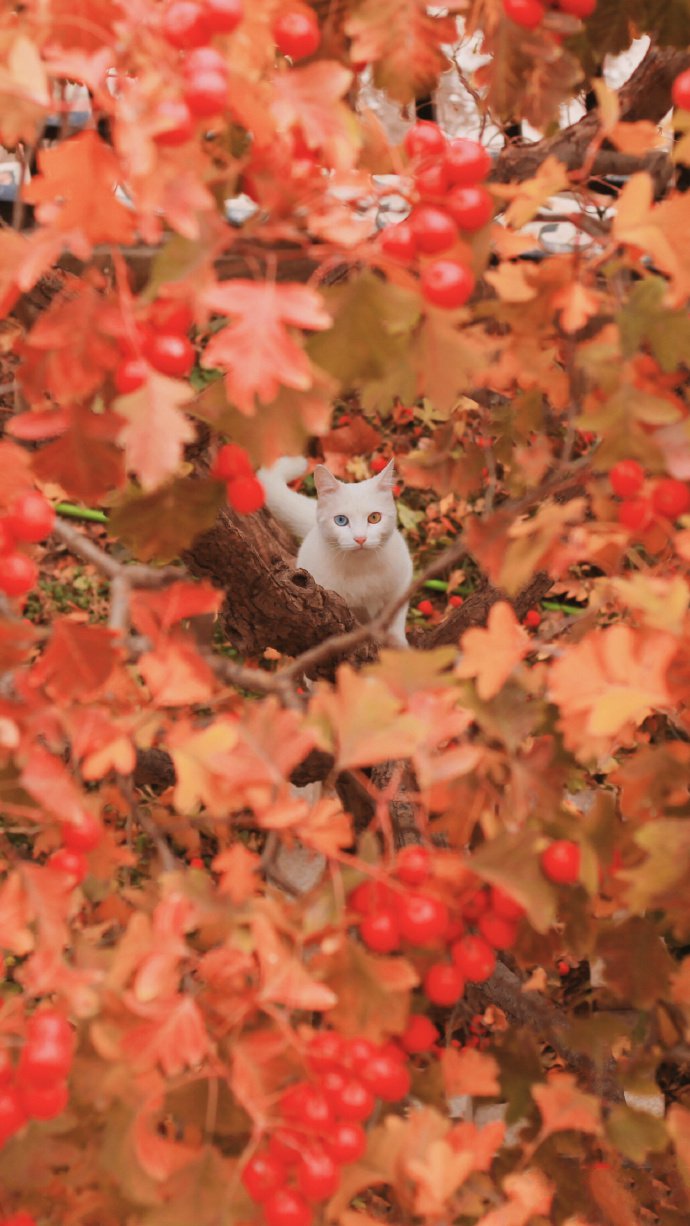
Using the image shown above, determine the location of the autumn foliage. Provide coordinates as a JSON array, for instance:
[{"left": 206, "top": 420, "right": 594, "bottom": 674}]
[{"left": 3, "top": 0, "right": 690, "bottom": 1224}]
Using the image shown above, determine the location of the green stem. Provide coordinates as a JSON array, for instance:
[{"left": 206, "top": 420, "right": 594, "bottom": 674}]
[
  {"left": 541, "top": 600, "right": 583, "bottom": 615},
  {"left": 56, "top": 502, "right": 108, "bottom": 524}
]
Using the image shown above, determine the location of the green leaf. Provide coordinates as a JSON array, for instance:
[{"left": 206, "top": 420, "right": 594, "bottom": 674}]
[
  {"left": 109, "top": 478, "right": 225, "bottom": 564},
  {"left": 606, "top": 1104, "right": 668, "bottom": 1163},
  {"left": 468, "top": 828, "right": 558, "bottom": 934},
  {"left": 307, "top": 271, "right": 420, "bottom": 389},
  {"left": 618, "top": 278, "right": 690, "bottom": 370}
]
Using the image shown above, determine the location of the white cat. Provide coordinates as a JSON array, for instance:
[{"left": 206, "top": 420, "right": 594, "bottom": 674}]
[{"left": 258, "top": 456, "right": 412, "bottom": 647}]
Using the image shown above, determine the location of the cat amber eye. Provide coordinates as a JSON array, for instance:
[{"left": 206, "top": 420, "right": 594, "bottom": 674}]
[{"left": 368, "top": 512, "right": 382, "bottom": 524}]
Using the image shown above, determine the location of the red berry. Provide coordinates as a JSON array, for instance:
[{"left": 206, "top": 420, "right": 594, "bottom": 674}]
[
  {"left": 115, "top": 357, "right": 147, "bottom": 394},
  {"left": 182, "top": 46, "right": 227, "bottom": 75},
  {"left": 307, "top": 1031, "right": 346, "bottom": 1072},
  {"left": 19, "top": 1079, "right": 68, "bottom": 1121},
  {"left": 557, "top": 959, "right": 570, "bottom": 976},
  {"left": 609, "top": 460, "right": 644, "bottom": 499},
  {"left": 2, "top": 1214, "right": 36, "bottom": 1226},
  {"left": 395, "top": 845, "right": 430, "bottom": 887},
  {"left": 541, "top": 840, "right": 580, "bottom": 885},
  {"left": 446, "top": 185, "right": 493, "bottom": 231},
  {"left": 370, "top": 454, "right": 390, "bottom": 474},
  {"left": 329, "top": 1077, "right": 375, "bottom": 1122},
  {"left": 503, "top": 0, "right": 546, "bottom": 27},
  {"left": 618, "top": 497, "right": 653, "bottom": 532},
  {"left": 558, "top": 0, "right": 596, "bottom": 15},
  {"left": 400, "top": 1014, "right": 439, "bottom": 1053},
  {"left": 409, "top": 205, "right": 458, "bottom": 255},
  {"left": 153, "top": 98, "right": 194, "bottom": 147},
  {"left": 380, "top": 221, "right": 417, "bottom": 263},
  {"left": 651, "top": 478, "right": 690, "bottom": 520},
  {"left": 161, "top": 0, "right": 209, "bottom": 48},
  {"left": 47, "top": 848, "right": 88, "bottom": 885},
  {"left": 489, "top": 886, "right": 525, "bottom": 922},
  {"left": 0, "top": 521, "right": 15, "bottom": 555},
  {"left": 279, "top": 1084, "right": 333, "bottom": 1129},
  {"left": 268, "top": 1128, "right": 302, "bottom": 1166},
  {"left": 263, "top": 1188, "right": 313, "bottom": 1226},
  {"left": 296, "top": 1147, "right": 341, "bottom": 1201},
  {"left": 211, "top": 443, "right": 253, "bottom": 481},
  {"left": 444, "top": 138, "right": 492, "bottom": 186},
  {"left": 462, "top": 888, "right": 489, "bottom": 921},
  {"left": 451, "top": 934, "right": 496, "bottom": 983},
  {"left": 417, "top": 599, "right": 434, "bottom": 617},
  {"left": 342, "top": 1037, "right": 377, "bottom": 1067},
  {"left": 183, "top": 69, "right": 228, "bottom": 117},
  {"left": 359, "top": 909, "right": 400, "bottom": 954},
  {"left": 241, "top": 1151, "right": 287, "bottom": 1202},
  {"left": 19, "top": 1031, "right": 72, "bottom": 1087},
  {"left": 273, "top": 11, "right": 320, "bottom": 61},
  {"left": 204, "top": 0, "right": 243, "bottom": 35},
  {"left": 142, "top": 332, "right": 195, "bottom": 378},
  {"left": 60, "top": 812, "right": 102, "bottom": 853},
  {"left": 396, "top": 893, "right": 449, "bottom": 945},
  {"left": 324, "top": 1120, "right": 367, "bottom": 1164},
  {"left": 0, "top": 1047, "right": 12, "bottom": 1087},
  {"left": 424, "top": 963, "right": 464, "bottom": 1006},
  {"left": 7, "top": 493, "right": 55, "bottom": 543},
  {"left": 0, "top": 1086, "right": 26, "bottom": 1143},
  {"left": 478, "top": 911, "right": 518, "bottom": 951},
  {"left": 347, "top": 880, "right": 394, "bottom": 915},
  {"left": 360, "top": 1053, "right": 411, "bottom": 1102},
  {"left": 673, "top": 68, "right": 690, "bottom": 112},
  {"left": 404, "top": 121, "right": 446, "bottom": 160},
  {"left": 420, "top": 259, "right": 475, "bottom": 309},
  {"left": 414, "top": 159, "right": 450, "bottom": 198},
  {"left": 449, "top": 594, "right": 463, "bottom": 608},
  {"left": 149, "top": 297, "right": 194, "bottom": 335},
  {"left": 0, "top": 553, "right": 37, "bottom": 597},
  {"left": 524, "top": 609, "right": 541, "bottom": 628},
  {"left": 26, "top": 1011, "right": 73, "bottom": 1049},
  {"left": 227, "top": 475, "right": 265, "bottom": 514}
]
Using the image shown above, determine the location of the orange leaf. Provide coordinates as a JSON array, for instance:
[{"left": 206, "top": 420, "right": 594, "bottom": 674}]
[
  {"left": 116, "top": 371, "right": 195, "bottom": 491},
  {"left": 455, "top": 602, "right": 529, "bottom": 700},
  {"left": 252, "top": 913, "right": 337, "bottom": 1012},
  {"left": 271, "top": 62, "right": 360, "bottom": 168},
  {"left": 475, "top": 1169, "right": 554, "bottom": 1226},
  {"left": 29, "top": 618, "right": 122, "bottom": 701},
  {"left": 139, "top": 635, "right": 216, "bottom": 707},
  {"left": 23, "top": 131, "right": 135, "bottom": 251},
  {"left": 310, "top": 665, "right": 425, "bottom": 769},
  {"left": 345, "top": 0, "right": 457, "bottom": 105},
  {"left": 441, "top": 1046, "right": 501, "bottom": 1098},
  {"left": 201, "top": 280, "right": 331, "bottom": 415},
  {"left": 533, "top": 1073, "right": 602, "bottom": 1141},
  {"left": 122, "top": 994, "right": 210, "bottom": 1076},
  {"left": 212, "top": 844, "right": 260, "bottom": 904},
  {"left": 130, "top": 581, "right": 222, "bottom": 641}
]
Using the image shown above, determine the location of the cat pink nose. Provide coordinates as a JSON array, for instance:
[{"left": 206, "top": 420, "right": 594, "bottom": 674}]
[{"left": 354, "top": 536, "right": 367, "bottom": 545}]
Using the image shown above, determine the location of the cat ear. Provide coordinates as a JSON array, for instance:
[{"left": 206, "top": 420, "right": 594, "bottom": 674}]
[
  {"left": 374, "top": 458, "right": 396, "bottom": 492},
  {"left": 313, "top": 465, "right": 340, "bottom": 497}
]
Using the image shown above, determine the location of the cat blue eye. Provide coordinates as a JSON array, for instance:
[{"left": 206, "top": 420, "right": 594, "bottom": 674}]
[
  {"left": 334, "top": 514, "right": 349, "bottom": 527},
  {"left": 368, "top": 512, "right": 382, "bottom": 524}
]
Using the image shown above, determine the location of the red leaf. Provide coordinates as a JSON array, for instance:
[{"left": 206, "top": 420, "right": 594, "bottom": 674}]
[
  {"left": 29, "top": 619, "right": 122, "bottom": 701},
  {"left": 23, "top": 132, "right": 135, "bottom": 251}
]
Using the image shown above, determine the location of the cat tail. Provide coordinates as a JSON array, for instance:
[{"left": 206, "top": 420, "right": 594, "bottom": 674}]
[{"left": 257, "top": 456, "right": 317, "bottom": 541}]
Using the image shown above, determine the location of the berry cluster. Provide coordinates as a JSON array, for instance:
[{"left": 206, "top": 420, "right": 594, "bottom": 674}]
[
  {"left": 47, "top": 808, "right": 104, "bottom": 889},
  {"left": 212, "top": 443, "right": 265, "bottom": 514},
  {"left": 0, "top": 1214, "right": 36, "bottom": 1226},
  {"left": 0, "top": 1011, "right": 74, "bottom": 1147},
  {"left": 0, "top": 492, "right": 55, "bottom": 599},
  {"left": 349, "top": 848, "right": 525, "bottom": 1007},
  {"left": 503, "top": 0, "right": 596, "bottom": 30},
  {"left": 382, "top": 121, "right": 492, "bottom": 309},
  {"left": 114, "top": 295, "right": 196, "bottom": 392},
  {"left": 609, "top": 460, "right": 690, "bottom": 534},
  {"left": 242, "top": 1031, "right": 410, "bottom": 1225}
]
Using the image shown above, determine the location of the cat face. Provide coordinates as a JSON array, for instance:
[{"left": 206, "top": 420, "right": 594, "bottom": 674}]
[{"left": 313, "top": 460, "right": 398, "bottom": 553}]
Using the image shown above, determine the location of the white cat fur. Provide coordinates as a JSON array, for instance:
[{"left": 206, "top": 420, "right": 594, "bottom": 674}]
[{"left": 258, "top": 456, "right": 412, "bottom": 647}]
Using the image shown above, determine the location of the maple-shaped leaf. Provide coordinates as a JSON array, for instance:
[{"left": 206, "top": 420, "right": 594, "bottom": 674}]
[
  {"left": 596, "top": 916, "right": 674, "bottom": 1008},
  {"left": 20, "top": 744, "right": 94, "bottom": 826},
  {"left": 30, "top": 404, "right": 126, "bottom": 501},
  {"left": 252, "top": 913, "right": 337, "bottom": 1012},
  {"left": 109, "top": 477, "right": 225, "bottom": 563},
  {"left": 122, "top": 994, "right": 210, "bottom": 1077},
  {"left": 67, "top": 706, "right": 136, "bottom": 781},
  {"left": 456, "top": 602, "right": 529, "bottom": 701},
  {"left": 130, "top": 582, "right": 222, "bottom": 641},
  {"left": 192, "top": 373, "right": 335, "bottom": 467},
  {"left": 139, "top": 634, "right": 216, "bottom": 707},
  {"left": 0, "top": 35, "right": 51, "bottom": 147},
  {"left": 407, "top": 1138, "right": 475, "bottom": 1218},
  {"left": 0, "top": 441, "right": 35, "bottom": 512},
  {"left": 548, "top": 625, "right": 676, "bottom": 758},
  {"left": 270, "top": 62, "right": 360, "bottom": 169},
  {"left": 201, "top": 280, "right": 331, "bottom": 415},
  {"left": 132, "top": 1093, "right": 201, "bottom": 1182},
  {"left": 29, "top": 618, "right": 122, "bottom": 701},
  {"left": 168, "top": 719, "right": 240, "bottom": 816},
  {"left": 23, "top": 132, "right": 135, "bottom": 254},
  {"left": 533, "top": 1073, "right": 602, "bottom": 1142},
  {"left": 212, "top": 844, "right": 260, "bottom": 905},
  {"left": 346, "top": 0, "right": 456, "bottom": 105},
  {"left": 469, "top": 829, "right": 557, "bottom": 934},
  {"left": 0, "top": 614, "right": 37, "bottom": 671},
  {"left": 17, "top": 281, "right": 120, "bottom": 405},
  {"left": 474, "top": 1168, "right": 554, "bottom": 1226},
  {"left": 320, "top": 939, "right": 418, "bottom": 1039},
  {"left": 310, "top": 666, "right": 425, "bottom": 770},
  {"left": 441, "top": 1046, "right": 501, "bottom": 1099},
  {"left": 116, "top": 372, "right": 195, "bottom": 491},
  {"left": 34, "top": 0, "right": 120, "bottom": 52},
  {"left": 0, "top": 871, "right": 33, "bottom": 955}
]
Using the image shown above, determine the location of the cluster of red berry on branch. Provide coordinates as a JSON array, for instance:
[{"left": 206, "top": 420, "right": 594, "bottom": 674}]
[
  {"left": 503, "top": 0, "right": 596, "bottom": 30},
  {"left": 0, "top": 1011, "right": 74, "bottom": 1149},
  {"left": 211, "top": 442, "right": 266, "bottom": 514},
  {"left": 609, "top": 460, "right": 690, "bottom": 535},
  {"left": 114, "top": 294, "right": 196, "bottom": 392},
  {"left": 0, "top": 492, "right": 55, "bottom": 599},
  {"left": 382, "top": 122, "right": 493, "bottom": 310}
]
